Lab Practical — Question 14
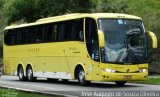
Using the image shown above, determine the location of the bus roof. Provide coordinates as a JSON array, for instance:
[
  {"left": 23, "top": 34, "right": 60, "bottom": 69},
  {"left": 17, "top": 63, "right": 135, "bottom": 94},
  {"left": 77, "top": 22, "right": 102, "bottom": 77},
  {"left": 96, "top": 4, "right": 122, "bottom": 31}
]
[{"left": 5, "top": 13, "right": 142, "bottom": 30}]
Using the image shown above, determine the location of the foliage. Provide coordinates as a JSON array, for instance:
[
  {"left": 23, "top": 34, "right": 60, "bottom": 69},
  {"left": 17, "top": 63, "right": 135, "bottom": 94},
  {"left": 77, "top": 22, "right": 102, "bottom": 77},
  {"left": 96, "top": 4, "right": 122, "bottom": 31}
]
[
  {"left": 0, "top": 0, "right": 4, "bottom": 8},
  {"left": 0, "top": 0, "right": 5, "bottom": 47},
  {"left": 34, "top": 0, "right": 94, "bottom": 18},
  {"left": 0, "top": 88, "right": 57, "bottom": 97},
  {"left": 4, "top": 0, "right": 95, "bottom": 24},
  {"left": 92, "top": 0, "right": 127, "bottom": 13},
  {"left": 102, "top": 0, "right": 127, "bottom": 13},
  {"left": 4, "top": 0, "right": 37, "bottom": 23}
]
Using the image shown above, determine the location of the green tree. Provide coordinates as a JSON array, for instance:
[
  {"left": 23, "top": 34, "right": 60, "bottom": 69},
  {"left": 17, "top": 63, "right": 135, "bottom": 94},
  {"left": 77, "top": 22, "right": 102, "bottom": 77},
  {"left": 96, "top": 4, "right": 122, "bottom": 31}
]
[
  {"left": 4, "top": 0, "right": 36, "bottom": 23},
  {"left": 0, "top": 0, "right": 5, "bottom": 52},
  {"left": 0, "top": 0, "right": 4, "bottom": 8},
  {"left": 92, "top": 0, "right": 127, "bottom": 13},
  {"left": 4, "top": 0, "right": 95, "bottom": 24},
  {"left": 0, "top": 0, "right": 5, "bottom": 33}
]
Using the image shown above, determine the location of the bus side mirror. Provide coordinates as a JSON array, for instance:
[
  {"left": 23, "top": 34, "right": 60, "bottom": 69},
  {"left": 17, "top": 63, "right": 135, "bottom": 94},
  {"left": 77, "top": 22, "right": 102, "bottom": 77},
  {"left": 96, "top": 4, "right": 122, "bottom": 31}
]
[
  {"left": 98, "top": 30, "right": 105, "bottom": 47},
  {"left": 147, "top": 31, "right": 158, "bottom": 49}
]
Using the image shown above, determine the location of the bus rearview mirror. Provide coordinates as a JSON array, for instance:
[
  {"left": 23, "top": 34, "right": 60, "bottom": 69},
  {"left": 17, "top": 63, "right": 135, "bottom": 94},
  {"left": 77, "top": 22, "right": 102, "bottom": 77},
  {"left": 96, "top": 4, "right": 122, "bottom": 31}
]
[
  {"left": 98, "top": 30, "right": 105, "bottom": 47},
  {"left": 147, "top": 31, "right": 158, "bottom": 49}
]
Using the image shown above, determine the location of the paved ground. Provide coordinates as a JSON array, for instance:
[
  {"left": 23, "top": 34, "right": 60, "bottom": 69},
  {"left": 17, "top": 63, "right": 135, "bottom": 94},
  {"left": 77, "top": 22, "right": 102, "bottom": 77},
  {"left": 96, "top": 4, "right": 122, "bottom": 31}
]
[{"left": 0, "top": 75, "right": 160, "bottom": 97}]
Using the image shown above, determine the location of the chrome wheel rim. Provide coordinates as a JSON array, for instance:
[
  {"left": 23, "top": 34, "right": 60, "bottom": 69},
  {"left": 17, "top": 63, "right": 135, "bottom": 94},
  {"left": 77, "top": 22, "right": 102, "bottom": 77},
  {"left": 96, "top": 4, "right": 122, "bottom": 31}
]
[
  {"left": 27, "top": 68, "right": 32, "bottom": 80},
  {"left": 19, "top": 68, "right": 23, "bottom": 79},
  {"left": 79, "top": 70, "right": 85, "bottom": 83}
]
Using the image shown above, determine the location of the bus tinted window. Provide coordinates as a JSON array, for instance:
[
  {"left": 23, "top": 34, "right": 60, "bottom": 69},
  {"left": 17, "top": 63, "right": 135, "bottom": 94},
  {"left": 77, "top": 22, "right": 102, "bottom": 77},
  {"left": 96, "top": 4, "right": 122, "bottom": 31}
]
[
  {"left": 85, "top": 18, "right": 99, "bottom": 61},
  {"left": 4, "top": 18, "right": 84, "bottom": 45},
  {"left": 57, "top": 23, "right": 66, "bottom": 41},
  {"left": 46, "top": 24, "right": 57, "bottom": 42}
]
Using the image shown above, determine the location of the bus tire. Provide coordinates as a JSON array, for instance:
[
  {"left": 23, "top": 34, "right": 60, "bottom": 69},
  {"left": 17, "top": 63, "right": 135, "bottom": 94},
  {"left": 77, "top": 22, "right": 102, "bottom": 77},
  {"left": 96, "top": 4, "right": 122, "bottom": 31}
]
[
  {"left": 115, "top": 81, "right": 127, "bottom": 86},
  {"left": 18, "top": 66, "right": 26, "bottom": 81},
  {"left": 26, "top": 65, "right": 36, "bottom": 82},
  {"left": 77, "top": 67, "right": 90, "bottom": 86}
]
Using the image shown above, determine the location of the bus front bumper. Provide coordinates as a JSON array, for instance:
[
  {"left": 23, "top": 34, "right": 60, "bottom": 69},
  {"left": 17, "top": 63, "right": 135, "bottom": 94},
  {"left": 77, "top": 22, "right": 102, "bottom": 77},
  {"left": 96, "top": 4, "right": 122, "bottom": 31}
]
[{"left": 99, "top": 72, "right": 148, "bottom": 82}]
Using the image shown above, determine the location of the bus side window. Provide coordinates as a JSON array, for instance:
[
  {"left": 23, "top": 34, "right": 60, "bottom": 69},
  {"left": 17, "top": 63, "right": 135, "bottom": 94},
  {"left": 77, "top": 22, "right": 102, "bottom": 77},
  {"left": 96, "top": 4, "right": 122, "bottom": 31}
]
[
  {"left": 85, "top": 18, "right": 100, "bottom": 61},
  {"left": 41, "top": 27, "right": 45, "bottom": 42},
  {"left": 22, "top": 29, "right": 26, "bottom": 44},
  {"left": 57, "top": 23, "right": 66, "bottom": 41},
  {"left": 77, "top": 19, "right": 84, "bottom": 41},
  {"left": 50, "top": 24, "right": 58, "bottom": 41},
  {"left": 45, "top": 24, "right": 56, "bottom": 42},
  {"left": 64, "top": 21, "right": 72, "bottom": 41},
  {"left": 70, "top": 21, "right": 77, "bottom": 40},
  {"left": 10, "top": 30, "right": 16, "bottom": 45},
  {"left": 16, "top": 29, "right": 22, "bottom": 44},
  {"left": 5, "top": 30, "right": 10, "bottom": 45},
  {"left": 4, "top": 30, "right": 15, "bottom": 45},
  {"left": 69, "top": 19, "right": 84, "bottom": 41}
]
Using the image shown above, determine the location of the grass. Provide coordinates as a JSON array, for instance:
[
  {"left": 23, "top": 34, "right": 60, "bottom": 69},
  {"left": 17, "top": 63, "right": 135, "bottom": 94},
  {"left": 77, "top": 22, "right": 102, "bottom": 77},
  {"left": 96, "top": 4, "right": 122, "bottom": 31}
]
[
  {"left": 0, "top": 87, "right": 61, "bottom": 97},
  {"left": 131, "top": 77, "right": 160, "bottom": 85}
]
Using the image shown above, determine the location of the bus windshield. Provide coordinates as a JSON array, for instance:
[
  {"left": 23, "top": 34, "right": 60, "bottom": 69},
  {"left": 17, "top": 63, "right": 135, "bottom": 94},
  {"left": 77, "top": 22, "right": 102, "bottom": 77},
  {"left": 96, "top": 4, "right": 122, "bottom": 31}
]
[{"left": 99, "top": 19, "right": 148, "bottom": 64}]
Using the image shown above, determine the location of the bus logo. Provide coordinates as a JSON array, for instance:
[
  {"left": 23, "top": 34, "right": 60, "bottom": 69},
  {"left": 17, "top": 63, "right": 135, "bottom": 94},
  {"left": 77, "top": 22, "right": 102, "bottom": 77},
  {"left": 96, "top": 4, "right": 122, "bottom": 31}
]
[{"left": 126, "top": 68, "right": 130, "bottom": 72}]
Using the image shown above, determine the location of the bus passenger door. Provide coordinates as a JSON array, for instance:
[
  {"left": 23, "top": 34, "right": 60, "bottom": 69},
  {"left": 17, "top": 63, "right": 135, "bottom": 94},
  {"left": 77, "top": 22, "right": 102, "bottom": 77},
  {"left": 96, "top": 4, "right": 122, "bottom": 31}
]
[{"left": 85, "top": 18, "right": 100, "bottom": 81}]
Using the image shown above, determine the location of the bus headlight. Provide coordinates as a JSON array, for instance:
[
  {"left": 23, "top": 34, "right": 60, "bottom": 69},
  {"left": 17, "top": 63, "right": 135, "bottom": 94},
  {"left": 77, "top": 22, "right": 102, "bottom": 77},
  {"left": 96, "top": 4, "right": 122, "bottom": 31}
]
[
  {"left": 102, "top": 68, "right": 116, "bottom": 73},
  {"left": 139, "top": 69, "right": 148, "bottom": 72}
]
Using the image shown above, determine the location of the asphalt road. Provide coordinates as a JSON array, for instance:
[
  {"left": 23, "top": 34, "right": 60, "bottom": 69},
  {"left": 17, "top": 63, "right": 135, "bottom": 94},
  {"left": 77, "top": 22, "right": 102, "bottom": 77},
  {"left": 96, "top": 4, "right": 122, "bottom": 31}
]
[{"left": 0, "top": 75, "right": 160, "bottom": 97}]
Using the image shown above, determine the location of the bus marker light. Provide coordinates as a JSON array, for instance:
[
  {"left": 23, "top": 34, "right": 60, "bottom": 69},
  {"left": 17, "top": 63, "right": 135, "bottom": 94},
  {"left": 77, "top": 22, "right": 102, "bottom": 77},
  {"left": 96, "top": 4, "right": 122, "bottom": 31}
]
[
  {"left": 102, "top": 68, "right": 116, "bottom": 73},
  {"left": 139, "top": 69, "right": 148, "bottom": 72}
]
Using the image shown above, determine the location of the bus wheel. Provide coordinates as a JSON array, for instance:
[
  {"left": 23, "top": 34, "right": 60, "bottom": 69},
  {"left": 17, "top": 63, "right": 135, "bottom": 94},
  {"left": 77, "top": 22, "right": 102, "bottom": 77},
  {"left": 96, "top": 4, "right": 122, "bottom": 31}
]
[
  {"left": 78, "top": 67, "right": 90, "bottom": 85},
  {"left": 18, "top": 66, "right": 25, "bottom": 81},
  {"left": 115, "top": 81, "right": 127, "bottom": 86},
  {"left": 26, "top": 66, "right": 36, "bottom": 81}
]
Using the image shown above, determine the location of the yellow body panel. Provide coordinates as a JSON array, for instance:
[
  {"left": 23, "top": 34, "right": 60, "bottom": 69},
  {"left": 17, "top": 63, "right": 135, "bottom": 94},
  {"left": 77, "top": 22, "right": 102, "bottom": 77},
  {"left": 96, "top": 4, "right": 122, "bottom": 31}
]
[{"left": 3, "top": 41, "right": 90, "bottom": 78}]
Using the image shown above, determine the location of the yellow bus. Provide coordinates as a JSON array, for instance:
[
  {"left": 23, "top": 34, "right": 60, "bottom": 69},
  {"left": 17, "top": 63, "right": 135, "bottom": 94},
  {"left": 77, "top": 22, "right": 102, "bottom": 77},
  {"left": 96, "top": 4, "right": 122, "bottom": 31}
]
[{"left": 3, "top": 13, "right": 157, "bottom": 86}]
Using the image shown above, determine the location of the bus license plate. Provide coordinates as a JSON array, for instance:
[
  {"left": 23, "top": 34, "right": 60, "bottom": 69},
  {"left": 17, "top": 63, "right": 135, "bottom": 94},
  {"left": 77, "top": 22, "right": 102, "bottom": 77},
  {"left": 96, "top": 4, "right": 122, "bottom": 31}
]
[{"left": 124, "top": 75, "right": 132, "bottom": 79}]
